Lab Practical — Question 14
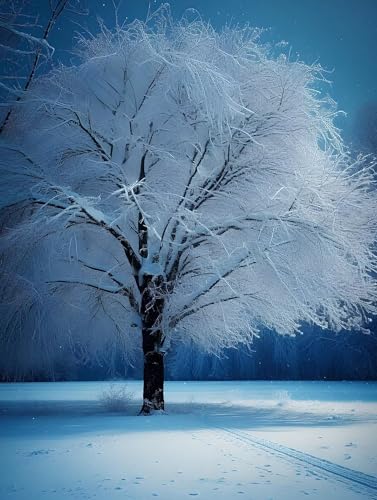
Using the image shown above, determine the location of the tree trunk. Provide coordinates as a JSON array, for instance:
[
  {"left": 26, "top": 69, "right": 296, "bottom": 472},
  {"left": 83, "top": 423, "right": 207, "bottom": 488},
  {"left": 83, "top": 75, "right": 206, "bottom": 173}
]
[
  {"left": 139, "top": 274, "right": 165, "bottom": 415},
  {"left": 140, "top": 339, "right": 164, "bottom": 414}
]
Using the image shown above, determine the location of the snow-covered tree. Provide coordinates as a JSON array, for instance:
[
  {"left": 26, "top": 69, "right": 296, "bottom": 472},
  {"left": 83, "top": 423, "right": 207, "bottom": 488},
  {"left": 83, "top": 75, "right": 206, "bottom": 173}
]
[{"left": 1, "top": 7, "right": 376, "bottom": 412}]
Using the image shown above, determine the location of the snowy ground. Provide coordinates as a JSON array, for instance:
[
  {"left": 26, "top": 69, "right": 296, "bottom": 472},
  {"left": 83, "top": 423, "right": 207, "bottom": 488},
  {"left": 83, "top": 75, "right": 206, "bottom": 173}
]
[{"left": 0, "top": 380, "right": 376, "bottom": 499}]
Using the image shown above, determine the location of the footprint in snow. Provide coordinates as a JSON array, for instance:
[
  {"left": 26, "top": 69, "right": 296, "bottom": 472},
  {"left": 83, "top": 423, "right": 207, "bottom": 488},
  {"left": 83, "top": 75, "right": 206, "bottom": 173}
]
[
  {"left": 28, "top": 449, "right": 53, "bottom": 456},
  {"left": 345, "top": 442, "right": 357, "bottom": 448}
]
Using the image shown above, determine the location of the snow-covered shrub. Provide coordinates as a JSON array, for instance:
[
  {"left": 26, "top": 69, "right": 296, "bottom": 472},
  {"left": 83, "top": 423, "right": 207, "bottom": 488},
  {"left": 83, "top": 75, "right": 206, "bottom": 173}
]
[{"left": 99, "top": 383, "right": 134, "bottom": 412}]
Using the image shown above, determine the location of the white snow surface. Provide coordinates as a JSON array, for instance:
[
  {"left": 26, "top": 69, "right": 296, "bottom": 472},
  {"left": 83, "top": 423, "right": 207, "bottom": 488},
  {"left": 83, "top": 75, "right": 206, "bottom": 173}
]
[{"left": 0, "top": 380, "right": 376, "bottom": 499}]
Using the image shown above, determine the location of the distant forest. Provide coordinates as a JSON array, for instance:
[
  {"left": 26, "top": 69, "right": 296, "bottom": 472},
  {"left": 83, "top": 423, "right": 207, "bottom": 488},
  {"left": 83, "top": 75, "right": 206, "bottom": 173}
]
[{"left": 1, "top": 325, "right": 376, "bottom": 381}]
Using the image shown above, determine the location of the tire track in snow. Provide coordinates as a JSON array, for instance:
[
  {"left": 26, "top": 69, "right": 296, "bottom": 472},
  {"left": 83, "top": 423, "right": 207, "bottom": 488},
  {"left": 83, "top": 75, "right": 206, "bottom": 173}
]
[{"left": 217, "top": 426, "right": 377, "bottom": 493}]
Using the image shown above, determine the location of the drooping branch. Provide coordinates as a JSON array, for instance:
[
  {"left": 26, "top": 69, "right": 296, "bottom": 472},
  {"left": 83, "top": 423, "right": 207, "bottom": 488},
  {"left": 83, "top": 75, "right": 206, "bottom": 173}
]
[
  {"left": 64, "top": 197, "right": 142, "bottom": 276},
  {"left": 6, "top": 187, "right": 143, "bottom": 277},
  {"left": 47, "top": 276, "right": 138, "bottom": 310},
  {"left": 46, "top": 279, "right": 122, "bottom": 295},
  {"left": 75, "top": 258, "right": 139, "bottom": 310},
  {"left": 170, "top": 290, "right": 259, "bottom": 328},
  {"left": 0, "top": 0, "right": 72, "bottom": 134}
]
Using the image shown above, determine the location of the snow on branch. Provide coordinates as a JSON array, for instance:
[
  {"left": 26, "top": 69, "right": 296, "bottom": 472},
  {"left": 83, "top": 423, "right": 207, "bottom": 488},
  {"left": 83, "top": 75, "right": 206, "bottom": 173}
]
[{"left": 0, "top": 20, "right": 55, "bottom": 55}]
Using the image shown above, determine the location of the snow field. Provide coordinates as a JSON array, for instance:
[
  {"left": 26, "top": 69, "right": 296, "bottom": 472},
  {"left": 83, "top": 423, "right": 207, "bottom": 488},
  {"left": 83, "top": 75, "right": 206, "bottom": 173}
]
[{"left": 0, "top": 380, "right": 376, "bottom": 499}]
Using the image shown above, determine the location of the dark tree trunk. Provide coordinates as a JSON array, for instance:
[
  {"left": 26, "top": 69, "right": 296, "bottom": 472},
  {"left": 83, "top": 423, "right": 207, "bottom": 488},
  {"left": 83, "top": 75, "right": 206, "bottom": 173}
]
[
  {"left": 139, "top": 274, "right": 165, "bottom": 415},
  {"left": 140, "top": 337, "right": 164, "bottom": 414}
]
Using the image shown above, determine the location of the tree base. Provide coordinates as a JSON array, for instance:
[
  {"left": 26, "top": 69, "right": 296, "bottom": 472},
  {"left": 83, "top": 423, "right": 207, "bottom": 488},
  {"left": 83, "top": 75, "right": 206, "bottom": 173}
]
[{"left": 139, "top": 396, "right": 165, "bottom": 415}]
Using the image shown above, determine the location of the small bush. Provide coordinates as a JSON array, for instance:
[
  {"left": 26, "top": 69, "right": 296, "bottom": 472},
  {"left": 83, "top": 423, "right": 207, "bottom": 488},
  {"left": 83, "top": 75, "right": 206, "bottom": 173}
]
[
  {"left": 99, "top": 383, "right": 133, "bottom": 412},
  {"left": 275, "top": 389, "right": 291, "bottom": 407}
]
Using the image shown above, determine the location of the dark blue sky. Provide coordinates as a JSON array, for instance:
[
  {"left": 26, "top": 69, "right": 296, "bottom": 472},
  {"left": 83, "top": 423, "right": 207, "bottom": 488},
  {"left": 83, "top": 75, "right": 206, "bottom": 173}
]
[{"left": 34, "top": 0, "right": 377, "bottom": 138}]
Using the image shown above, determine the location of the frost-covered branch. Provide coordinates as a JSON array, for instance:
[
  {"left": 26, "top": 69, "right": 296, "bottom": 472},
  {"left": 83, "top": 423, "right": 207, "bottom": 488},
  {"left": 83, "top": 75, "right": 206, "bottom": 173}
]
[{"left": 0, "top": 0, "right": 86, "bottom": 134}]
